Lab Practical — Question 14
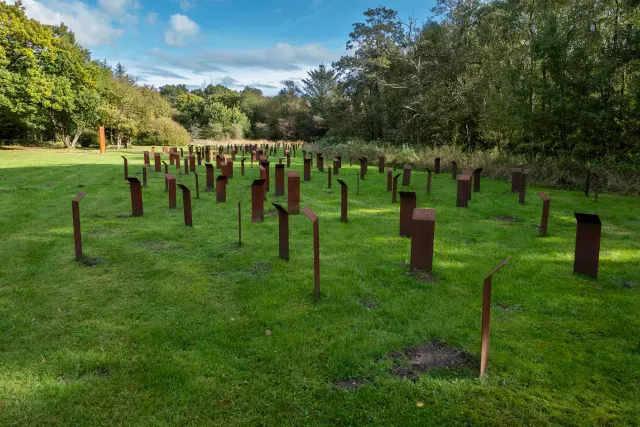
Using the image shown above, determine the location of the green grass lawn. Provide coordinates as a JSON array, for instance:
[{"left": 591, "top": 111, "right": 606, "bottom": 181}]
[{"left": 0, "top": 147, "right": 638, "bottom": 426}]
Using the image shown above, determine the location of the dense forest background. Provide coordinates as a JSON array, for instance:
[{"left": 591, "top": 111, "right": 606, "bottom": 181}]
[{"left": 1, "top": 0, "right": 639, "bottom": 162}]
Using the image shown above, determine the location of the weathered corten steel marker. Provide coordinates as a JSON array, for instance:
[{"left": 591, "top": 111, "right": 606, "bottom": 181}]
[
  {"left": 143, "top": 151, "right": 150, "bottom": 167},
  {"left": 99, "top": 125, "right": 106, "bottom": 153},
  {"left": 538, "top": 192, "right": 550, "bottom": 236},
  {"left": 272, "top": 203, "right": 290, "bottom": 261},
  {"left": 260, "top": 160, "right": 270, "bottom": 192},
  {"left": 163, "top": 162, "right": 169, "bottom": 190},
  {"left": 188, "top": 145, "right": 193, "bottom": 155},
  {"left": 175, "top": 154, "right": 181, "bottom": 172},
  {"left": 386, "top": 168, "right": 393, "bottom": 192},
  {"left": 519, "top": 169, "right": 531, "bottom": 204},
  {"left": 275, "top": 164, "right": 285, "bottom": 196},
  {"left": 193, "top": 172, "right": 200, "bottom": 199},
  {"left": 241, "top": 157, "right": 246, "bottom": 176},
  {"left": 510, "top": 168, "right": 522, "bottom": 193},
  {"left": 410, "top": 208, "right": 435, "bottom": 271},
  {"left": 303, "top": 158, "right": 311, "bottom": 182},
  {"left": 451, "top": 161, "right": 458, "bottom": 180},
  {"left": 154, "top": 153, "right": 162, "bottom": 172},
  {"left": 399, "top": 191, "right": 417, "bottom": 237},
  {"left": 474, "top": 168, "right": 483, "bottom": 192},
  {"left": 205, "top": 164, "right": 214, "bottom": 192},
  {"left": 327, "top": 166, "right": 332, "bottom": 189},
  {"left": 573, "top": 213, "right": 602, "bottom": 279},
  {"left": 461, "top": 171, "right": 473, "bottom": 201},
  {"left": 216, "top": 176, "right": 227, "bottom": 203},
  {"left": 337, "top": 179, "right": 348, "bottom": 222},
  {"left": 121, "top": 156, "right": 129, "bottom": 180},
  {"left": 180, "top": 148, "right": 184, "bottom": 157},
  {"left": 426, "top": 168, "right": 433, "bottom": 195},
  {"left": 166, "top": 174, "right": 176, "bottom": 208},
  {"left": 434, "top": 157, "right": 441, "bottom": 174},
  {"left": 360, "top": 157, "right": 367, "bottom": 179},
  {"left": 252, "top": 179, "right": 266, "bottom": 222},
  {"left": 402, "top": 165, "right": 412, "bottom": 186},
  {"left": 480, "top": 257, "right": 511, "bottom": 377},
  {"left": 302, "top": 206, "right": 321, "bottom": 302},
  {"left": 189, "top": 154, "right": 196, "bottom": 172},
  {"left": 226, "top": 159, "right": 234, "bottom": 178},
  {"left": 457, "top": 175, "right": 471, "bottom": 208},
  {"left": 379, "top": 155, "right": 385, "bottom": 173},
  {"left": 170, "top": 152, "right": 175, "bottom": 166},
  {"left": 197, "top": 149, "right": 202, "bottom": 166},
  {"left": 142, "top": 166, "right": 148, "bottom": 188},
  {"left": 585, "top": 167, "right": 591, "bottom": 197},
  {"left": 72, "top": 192, "right": 87, "bottom": 262},
  {"left": 177, "top": 184, "right": 193, "bottom": 226},
  {"left": 184, "top": 157, "right": 189, "bottom": 175},
  {"left": 392, "top": 173, "right": 401, "bottom": 203},
  {"left": 286, "top": 151, "right": 291, "bottom": 167},
  {"left": 317, "top": 154, "right": 324, "bottom": 172},
  {"left": 126, "top": 177, "right": 143, "bottom": 217},
  {"left": 288, "top": 171, "right": 300, "bottom": 214},
  {"left": 333, "top": 158, "right": 340, "bottom": 175}
]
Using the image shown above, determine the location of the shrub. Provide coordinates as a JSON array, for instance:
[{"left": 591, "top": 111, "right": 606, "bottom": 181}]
[
  {"left": 77, "top": 130, "right": 99, "bottom": 148},
  {"left": 137, "top": 117, "right": 190, "bottom": 146}
]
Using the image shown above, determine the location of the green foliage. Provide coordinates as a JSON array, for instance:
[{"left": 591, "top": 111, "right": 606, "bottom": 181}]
[{"left": 137, "top": 116, "right": 190, "bottom": 146}]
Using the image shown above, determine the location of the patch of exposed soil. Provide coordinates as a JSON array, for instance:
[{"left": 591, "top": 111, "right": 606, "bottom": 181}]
[
  {"left": 360, "top": 299, "right": 379, "bottom": 310},
  {"left": 619, "top": 281, "right": 634, "bottom": 289},
  {"left": 493, "top": 215, "right": 518, "bottom": 222},
  {"left": 408, "top": 269, "right": 438, "bottom": 283},
  {"left": 42, "top": 183, "right": 55, "bottom": 189},
  {"left": 388, "top": 340, "right": 470, "bottom": 379},
  {"left": 265, "top": 209, "right": 278, "bottom": 217},
  {"left": 497, "top": 304, "right": 512, "bottom": 311},
  {"left": 249, "top": 262, "right": 272, "bottom": 276},
  {"left": 332, "top": 378, "right": 364, "bottom": 390},
  {"left": 77, "top": 184, "right": 85, "bottom": 188},
  {"left": 82, "top": 257, "right": 104, "bottom": 267}
]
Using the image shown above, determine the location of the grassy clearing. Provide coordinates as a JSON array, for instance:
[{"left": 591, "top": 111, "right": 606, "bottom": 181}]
[{"left": 0, "top": 146, "right": 638, "bottom": 426}]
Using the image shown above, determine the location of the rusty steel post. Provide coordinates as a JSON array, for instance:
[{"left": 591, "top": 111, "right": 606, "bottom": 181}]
[
  {"left": 184, "top": 157, "right": 189, "bottom": 175},
  {"left": 288, "top": 171, "right": 300, "bottom": 214},
  {"left": 538, "top": 192, "right": 550, "bottom": 236},
  {"left": 126, "top": 177, "right": 143, "bottom": 217},
  {"left": 99, "top": 126, "right": 106, "bottom": 153},
  {"left": 511, "top": 168, "right": 522, "bottom": 193},
  {"left": 175, "top": 154, "right": 181, "bottom": 172},
  {"left": 194, "top": 172, "right": 200, "bottom": 199},
  {"left": 189, "top": 154, "right": 196, "bottom": 171},
  {"left": 163, "top": 162, "right": 169, "bottom": 190},
  {"left": 205, "top": 164, "right": 214, "bottom": 192},
  {"left": 337, "top": 179, "right": 348, "bottom": 222},
  {"left": 474, "top": 168, "right": 483, "bottom": 192},
  {"left": 180, "top": 148, "right": 184, "bottom": 157},
  {"left": 303, "top": 158, "right": 311, "bottom": 182},
  {"left": 461, "top": 171, "right": 472, "bottom": 201},
  {"left": 154, "top": 153, "right": 161, "bottom": 172},
  {"left": 166, "top": 174, "right": 176, "bottom": 208},
  {"left": 392, "top": 173, "right": 401, "bottom": 203},
  {"left": 72, "top": 192, "right": 87, "bottom": 261},
  {"left": 585, "top": 167, "right": 591, "bottom": 197},
  {"left": 197, "top": 149, "right": 202, "bottom": 166},
  {"left": 386, "top": 168, "right": 393, "bottom": 192},
  {"left": 317, "top": 154, "right": 324, "bottom": 172},
  {"left": 303, "top": 207, "right": 320, "bottom": 302},
  {"left": 480, "top": 257, "right": 511, "bottom": 377},
  {"left": 336, "top": 156, "right": 342, "bottom": 169},
  {"left": 216, "top": 154, "right": 223, "bottom": 169},
  {"left": 379, "top": 155, "right": 385, "bottom": 173},
  {"left": 434, "top": 157, "right": 441, "bottom": 174},
  {"left": 286, "top": 152, "right": 291, "bottom": 167},
  {"left": 226, "top": 159, "right": 234, "bottom": 178},
  {"left": 142, "top": 166, "right": 148, "bottom": 188},
  {"left": 143, "top": 151, "right": 150, "bottom": 167},
  {"left": 260, "top": 160, "right": 271, "bottom": 192},
  {"left": 216, "top": 176, "right": 227, "bottom": 203},
  {"left": 177, "top": 184, "right": 192, "bottom": 226},
  {"left": 519, "top": 169, "right": 530, "bottom": 205},
  {"left": 241, "top": 158, "right": 246, "bottom": 176},
  {"left": 574, "top": 213, "right": 602, "bottom": 279},
  {"left": 399, "top": 191, "right": 417, "bottom": 237},
  {"left": 121, "top": 156, "right": 129, "bottom": 180},
  {"left": 275, "top": 164, "right": 285, "bottom": 196},
  {"left": 328, "top": 166, "right": 332, "bottom": 189},
  {"left": 457, "top": 175, "right": 471, "bottom": 208},
  {"left": 360, "top": 158, "right": 367, "bottom": 180},
  {"left": 272, "top": 203, "right": 290, "bottom": 261},
  {"left": 451, "top": 161, "right": 457, "bottom": 180},
  {"left": 170, "top": 152, "right": 175, "bottom": 166},
  {"left": 410, "top": 208, "right": 436, "bottom": 271},
  {"left": 188, "top": 145, "right": 193, "bottom": 155},
  {"left": 426, "top": 168, "right": 432, "bottom": 195},
  {"left": 251, "top": 179, "right": 266, "bottom": 222},
  {"left": 402, "top": 165, "right": 412, "bottom": 186}
]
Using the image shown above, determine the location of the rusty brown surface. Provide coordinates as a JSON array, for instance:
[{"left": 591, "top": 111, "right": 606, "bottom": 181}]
[
  {"left": 99, "top": 126, "right": 106, "bottom": 153},
  {"left": 121, "top": 156, "right": 128, "bottom": 180},
  {"left": 386, "top": 168, "right": 393, "bottom": 192},
  {"left": 302, "top": 206, "right": 320, "bottom": 302},
  {"left": 126, "top": 177, "right": 143, "bottom": 217},
  {"left": 163, "top": 162, "right": 169, "bottom": 190},
  {"left": 288, "top": 171, "right": 300, "bottom": 214},
  {"left": 143, "top": 151, "right": 150, "bottom": 167},
  {"left": 474, "top": 168, "right": 483, "bottom": 192},
  {"left": 333, "top": 158, "right": 339, "bottom": 175},
  {"left": 451, "top": 161, "right": 457, "bottom": 180},
  {"left": 304, "top": 158, "right": 311, "bottom": 181},
  {"left": 205, "top": 164, "right": 214, "bottom": 192},
  {"left": 154, "top": 153, "right": 162, "bottom": 172},
  {"left": 327, "top": 166, "right": 332, "bottom": 189},
  {"left": 399, "top": 191, "right": 417, "bottom": 237},
  {"left": 573, "top": 213, "right": 601, "bottom": 279},
  {"left": 272, "top": 203, "right": 290, "bottom": 261},
  {"left": 410, "top": 208, "right": 435, "bottom": 272},
  {"left": 72, "top": 192, "right": 87, "bottom": 261},
  {"left": 402, "top": 165, "right": 412, "bottom": 186},
  {"left": 252, "top": 179, "right": 266, "bottom": 222},
  {"left": 519, "top": 169, "right": 531, "bottom": 204},
  {"left": 166, "top": 174, "right": 176, "bottom": 208},
  {"left": 511, "top": 168, "right": 522, "bottom": 193},
  {"left": 379, "top": 155, "right": 385, "bottom": 173},
  {"left": 241, "top": 158, "right": 246, "bottom": 176},
  {"left": 456, "top": 175, "right": 471, "bottom": 208},
  {"left": 189, "top": 154, "right": 196, "bottom": 171},
  {"left": 392, "top": 173, "right": 401, "bottom": 203},
  {"left": 538, "top": 192, "right": 550, "bottom": 236},
  {"left": 260, "top": 160, "right": 270, "bottom": 192},
  {"left": 434, "top": 158, "right": 441, "bottom": 174},
  {"left": 226, "top": 159, "right": 234, "bottom": 178},
  {"left": 216, "top": 176, "right": 227, "bottom": 203},
  {"left": 360, "top": 157, "right": 367, "bottom": 180},
  {"left": 317, "top": 154, "right": 324, "bottom": 172},
  {"left": 184, "top": 157, "right": 189, "bottom": 175},
  {"left": 337, "top": 179, "right": 348, "bottom": 222},
  {"left": 177, "top": 184, "right": 193, "bottom": 226},
  {"left": 275, "top": 164, "right": 285, "bottom": 196},
  {"left": 193, "top": 172, "right": 200, "bottom": 199},
  {"left": 480, "top": 257, "right": 511, "bottom": 377}
]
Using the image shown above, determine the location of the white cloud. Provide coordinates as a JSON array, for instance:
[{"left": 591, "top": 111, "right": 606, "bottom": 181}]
[
  {"left": 164, "top": 14, "right": 200, "bottom": 47},
  {"left": 97, "top": 0, "right": 139, "bottom": 22},
  {"left": 179, "top": 0, "right": 194, "bottom": 12},
  {"left": 12, "top": 0, "right": 125, "bottom": 47},
  {"left": 146, "top": 11, "right": 158, "bottom": 25}
]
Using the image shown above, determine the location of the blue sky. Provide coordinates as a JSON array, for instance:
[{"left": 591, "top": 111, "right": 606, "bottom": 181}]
[{"left": 9, "top": 0, "right": 437, "bottom": 94}]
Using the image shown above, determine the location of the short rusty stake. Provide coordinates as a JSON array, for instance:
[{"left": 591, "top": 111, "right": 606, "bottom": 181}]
[
  {"left": 272, "top": 203, "right": 290, "bottom": 261},
  {"left": 304, "top": 158, "right": 311, "bottom": 181},
  {"left": 303, "top": 206, "right": 320, "bottom": 302},
  {"left": 121, "top": 156, "right": 129, "bottom": 180},
  {"left": 480, "top": 257, "right": 511, "bottom": 377},
  {"left": 386, "top": 168, "right": 393, "bottom": 192},
  {"left": 574, "top": 213, "right": 602, "bottom": 279},
  {"left": 333, "top": 158, "right": 339, "bottom": 175},
  {"left": 328, "top": 166, "right": 332, "bottom": 189},
  {"left": 216, "top": 175, "right": 228, "bottom": 203},
  {"left": 510, "top": 168, "right": 522, "bottom": 193},
  {"left": 72, "top": 192, "right": 87, "bottom": 262},
  {"left": 519, "top": 169, "right": 531, "bottom": 205},
  {"left": 241, "top": 157, "right": 246, "bottom": 176},
  {"left": 288, "top": 171, "right": 300, "bottom": 214},
  {"left": 426, "top": 168, "right": 432, "bottom": 195},
  {"left": 166, "top": 174, "right": 176, "bottom": 208},
  {"left": 538, "top": 192, "right": 550, "bottom": 236},
  {"left": 184, "top": 157, "right": 189, "bottom": 175},
  {"left": 143, "top": 151, "right": 150, "bottom": 166},
  {"left": 275, "top": 164, "right": 285, "bottom": 196},
  {"left": 337, "top": 179, "right": 348, "bottom": 222},
  {"left": 193, "top": 171, "right": 200, "bottom": 199},
  {"left": 379, "top": 154, "right": 385, "bottom": 173},
  {"left": 126, "top": 177, "right": 143, "bottom": 217},
  {"left": 205, "top": 163, "right": 214, "bottom": 192},
  {"left": 163, "top": 162, "right": 169, "bottom": 190},
  {"left": 154, "top": 153, "right": 161, "bottom": 172},
  {"left": 392, "top": 173, "right": 401, "bottom": 203},
  {"left": 177, "top": 184, "right": 192, "bottom": 226},
  {"left": 456, "top": 175, "right": 471, "bottom": 208},
  {"left": 410, "top": 209, "right": 435, "bottom": 272},
  {"left": 474, "top": 168, "right": 483, "bottom": 192},
  {"left": 434, "top": 157, "right": 441, "bottom": 174},
  {"left": 399, "top": 191, "right": 417, "bottom": 237},
  {"left": 252, "top": 179, "right": 266, "bottom": 222},
  {"left": 402, "top": 164, "right": 412, "bottom": 186}
]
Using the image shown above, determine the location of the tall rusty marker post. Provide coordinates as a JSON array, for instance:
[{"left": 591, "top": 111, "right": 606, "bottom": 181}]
[
  {"left": 121, "top": 156, "right": 129, "bottom": 180},
  {"left": 573, "top": 213, "right": 602, "bottom": 279},
  {"left": 288, "top": 171, "right": 300, "bottom": 214},
  {"left": 126, "top": 177, "right": 143, "bottom": 217},
  {"left": 402, "top": 165, "right": 412, "bottom": 186},
  {"left": 392, "top": 173, "right": 401, "bottom": 203},
  {"left": 386, "top": 168, "right": 393, "bottom": 192},
  {"left": 410, "top": 209, "right": 435, "bottom": 272},
  {"left": 337, "top": 179, "right": 348, "bottom": 222},
  {"left": 359, "top": 158, "right": 367, "bottom": 180},
  {"left": 205, "top": 164, "right": 214, "bottom": 192},
  {"left": 302, "top": 207, "right": 321, "bottom": 302},
  {"left": 154, "top": 153, "right": 162, "bottom": 172},
  {"left": 480, "top": 257, "right": 511, "bottom": 377},
  {"left": 519, "top": 169, "right": 530, "bottom": 204},
  {"left": 317, "top": 154, "right": 324, "bottom": 172},
  {"left": 166, "top": 174, "right": 176, "bottom": 208},
  {"left": 260, "top": 159, "right": 270, "bottom": 192},
  {"left": 216, "top": 176, "right": 228, "bottom": 203},
  {"left": 143, "top": 151, "right": 150, "bottom": 167},
  {"left": 142, "top": 166, "right": 148, "bottom": 188},
  {"left": 399, "top": 191, "right": 417, "bottom": 237},
  {"left": 327, "top": 166, "right": 332, "bottom": 189},
  {"left": 72, "top": 192, "right": 87, "bottom": 262},
  {"left": 177, "top": 184, "right": 193, "bottom": 226},
  {"left": 163, "top": 162, "right": 169, "bottom": 190},
  {"left": 511, "top": 168, "right": 522, "bottom": 193},
  {"left": 304, "top": 158, "right": 311, "bottom": 182},
  {"left": 252, "top": 179, "right": 266, "bottom": 222},
  {"left": 379, "top": 155, "right": 385, "bottom": 173},
  {"left": 333, "top": 158, "right": 339, "bottom": 175},
  {"left": 538, "top": 192, "right": 550, "bottom": 236},
  {"left": 434, "top": 158, "right": 441, "bottom": 174},
  {"left": 456, "top": 175, "right": 471, "bottom": 208},
  {"left": 275, "top": 164, "right": 285, "bottom": 196},
  {"left": 272, "top": 203, "right": 290, "bottom": 261},
  {"left": 241, "top": 158, "right": 246, "bottom": 176}
]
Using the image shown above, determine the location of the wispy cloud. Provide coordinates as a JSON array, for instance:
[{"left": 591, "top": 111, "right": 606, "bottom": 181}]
[{"left": 164, "top": 14, "right": 200, "bottom": 47}]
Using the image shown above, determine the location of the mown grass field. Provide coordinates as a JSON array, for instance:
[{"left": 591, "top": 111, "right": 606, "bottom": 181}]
[{"left": 0, "top": 146, "right": 638, "bottom": 426}]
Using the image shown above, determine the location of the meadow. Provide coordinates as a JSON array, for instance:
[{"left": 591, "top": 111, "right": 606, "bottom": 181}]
[{"left": 0, "top": 146, "right": 638, "bottom": 426}]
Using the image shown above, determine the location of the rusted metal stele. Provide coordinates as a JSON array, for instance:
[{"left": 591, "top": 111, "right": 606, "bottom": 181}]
[
  {"left": 193, "top": 172, "right": 200, "bottom": 199},
  {"left": 302, "top": 206, "right": 321, "bottom": 302},
  {"left": 317, "top": 154, "right": 324, "bottom": 172},
  {"left": 410, "top": 208, "right": 435, "bottom": 272},
  {"left": 241, "top": 158, "right": 246, "bottom": 176},
  {"left": 386, "top": 168, "right": 393, "bottom": 192},
  {"left": 189, "top": 154, "right": 196, "bottom": 172},
  {"left": 184, "top": 157, "right": 189, "bottom": 175},
  {"left": 286, "top": 152, "right": 291, "bottom": 167},
  {"left": 336, "top": 156, "right": 342, "bottom": 169},
  {"left": 126, "top": 177, "right": 143, "bottom": 217},
  {"left": 327, "top": 166, "right": 332, "bottom": 189},
  {"left": 275, "top": 164, "right": 285, "bottom": 196},
  {"left": 216, "top": 176, "right": 228, "bottom": 203},
  {"left": 510, "top": 168, "right": 522, "bottom": 193},
  {"left": 304, "top": 158, "right": 312, "bottom": 181},
  {"left": 434, "top": 157, "right": 441, "bottom": 174},
  {"left": 175, "top": 154, "right": 181, "bottom": 172},
  {"left": 538, "top": 192, "right": 550, "bottom": 236},
  {"left": 142, "top": 166, "right": 148, "bottom": 188},
  {"left": 456, "top": 175, "right": 471, "bottom": 208},
  {"left": 333, "top": 158, "right": 339, "bottom": 175},
  {"left": 188, "top": 145, "right": 193, "bottom": 155},
  {"left": 337, "top": 179, "right": 348, "bottom": 222},
  {"left": 154, "top": 153, "right": 161, "bottom": 172},
  {"left": 573, "top": 213, "right": 602, "bottom": 279},
  {"left": 163, "top": 162, "right": 169, "bottom": 190},
  {"left": 426, "top": 168, "right": 432, "bottom": 195},
  {"left": 480, "top": 257, "right": 511, "bottom": 377},
  {"left": 402, "top": 165, "right": 412, "bottom": 186},
  {"left": 461, "top": 170, "right": 472, "bottom": 201},
  {"left": 252, "top": 179, "right": 266, "bottom": 223},
  {"left": 474, "top": 168, "right": 483, "bottom": 192},
  {"left": 177, "top": 184, "right": 193, "bottom": 226},
  {"left": 272, "top": 203, "right": 290, "bottom": 261},
  {"left": 197, "top": 149, "right": 202, "bottom": 166},
  {"left": 121, "top": 156, "right": 128, "bottom": 180},
  {"left": 72, "top": 192, "right": 87, "bottom": 261},
  {"left": 379, "top": 155, "right": 385, "bottom": 173},
  {"left": 143, "top": 151, "right": 150, "bottom": 167},
  {"left": 392, "top": 173, "right": 401, "bottom": 203},
  {"left": 519, "top": 169, "right": 531, "bottom": 204},
  {"left": 260, "top": 160, "right": 271, "bottom": 192},
  {"left": 451, "top": 161, "right": 458, "bottom": 180},
  {"left": 288, "top": 171, "right": 301, "bottom": 214},
  {"left": 226, "top": 159, "right": 234, "bottom": 178},
  {"left": 399, "top": 191, "right": 417, "bottom": 237},
  {"left": 359, "top": 157, "right": 367, "bottom": 180},
  {"left": 205, "top": 164, "right": 214, "bottom": 192},
  {"left": 166, "top": 174, "right": 176, "bottom": 208}
]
